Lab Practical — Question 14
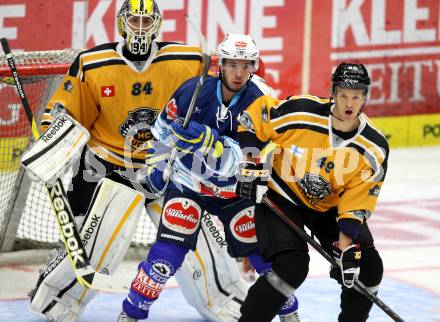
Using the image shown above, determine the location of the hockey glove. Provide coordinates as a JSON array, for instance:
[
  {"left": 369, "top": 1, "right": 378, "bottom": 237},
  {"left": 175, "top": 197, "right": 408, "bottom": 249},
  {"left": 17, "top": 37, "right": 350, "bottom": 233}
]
[
  {"left": 330, "top": 243, "right": 361, "bottom": 288},
  {"left": 169, "top": 118, "right": 222, "bottom": 156},
  {"left": 235, "top": 161, "right": 270, "bottom": 203},
  {"left": 144, "top": 140, "right": 170, "bottom": 167},
  {"left": 138, "top": 141, "right": 170, "bottom": 195}
]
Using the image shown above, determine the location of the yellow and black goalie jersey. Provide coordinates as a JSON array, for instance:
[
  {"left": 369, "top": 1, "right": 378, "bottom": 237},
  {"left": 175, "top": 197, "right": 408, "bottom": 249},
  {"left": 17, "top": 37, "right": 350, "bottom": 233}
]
[
  {"left": 42, "top": 41, "right": 203, "bottom": 168},
  {"left": 237, "top": 94, "right": 389, "bottom": 224}
]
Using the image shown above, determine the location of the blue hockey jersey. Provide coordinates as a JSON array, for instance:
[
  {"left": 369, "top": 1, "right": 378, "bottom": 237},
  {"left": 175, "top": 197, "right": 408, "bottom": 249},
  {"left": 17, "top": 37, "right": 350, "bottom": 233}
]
[{"left": 152, "top": 75, "right": 272, "bottom": 197}]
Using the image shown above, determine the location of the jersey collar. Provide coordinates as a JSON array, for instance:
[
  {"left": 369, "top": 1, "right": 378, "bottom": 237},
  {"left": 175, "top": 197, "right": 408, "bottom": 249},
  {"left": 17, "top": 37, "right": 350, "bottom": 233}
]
[
  {"left": 216, "top": 79, "right": 245, "bottom": 109},
  {"left": 116, "top": 40, "right": 158, "bottom": 73}
]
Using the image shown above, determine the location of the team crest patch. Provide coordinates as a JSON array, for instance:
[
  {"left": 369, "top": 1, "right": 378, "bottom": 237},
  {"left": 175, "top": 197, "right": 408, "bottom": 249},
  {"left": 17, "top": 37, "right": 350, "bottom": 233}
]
[
  {"left": 298, "top": 173, "right": 332, "bottom": 206},
  {"left": 238, "top": 112, "right": 254, "bottom": 132},
  {"left": 229, "top": 206, "right": 257, "bottom": 243},
  {"left": 63, "top": 80, "right": 73, "bottom": 92},
  {"left": 119, "top": 107, "right": 158, "bottom": 150},
  {"left": 162, "top": 198, "right": 201, "bottom": 234},
  {"left": 369, "top": 185, "right": 380, "bottom": 196}
]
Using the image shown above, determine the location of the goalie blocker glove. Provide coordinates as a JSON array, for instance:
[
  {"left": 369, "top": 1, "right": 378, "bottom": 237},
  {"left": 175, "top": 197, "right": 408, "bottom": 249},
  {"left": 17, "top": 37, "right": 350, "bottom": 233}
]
[
  {"left": 331, "top": 243, "right": 361, "bottom": 288},
  {"left": 235, "top": 161, "right": 269, "bottom": 203}
]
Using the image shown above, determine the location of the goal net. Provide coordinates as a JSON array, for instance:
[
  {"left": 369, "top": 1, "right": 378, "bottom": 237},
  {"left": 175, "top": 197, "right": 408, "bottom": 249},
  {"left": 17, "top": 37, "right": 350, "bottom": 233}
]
[{"left": 0, "top": 49, "right": 161, "bottom": 251}]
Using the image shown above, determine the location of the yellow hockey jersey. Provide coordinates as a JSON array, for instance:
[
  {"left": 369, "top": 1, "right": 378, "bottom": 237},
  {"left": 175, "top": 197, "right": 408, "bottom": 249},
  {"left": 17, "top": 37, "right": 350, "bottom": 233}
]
[
  {"left": 42, "top": 41, "right": 203, "bottom": 168},
  {"left": 237, "top": 94, "right": 389, "bottom": 224}
]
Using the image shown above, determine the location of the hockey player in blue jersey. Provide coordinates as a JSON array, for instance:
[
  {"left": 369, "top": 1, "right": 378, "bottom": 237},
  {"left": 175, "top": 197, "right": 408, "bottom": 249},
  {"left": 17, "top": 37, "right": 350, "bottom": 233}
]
[{"left": 117, "top": 34, "right": 300, "bottom": 322}]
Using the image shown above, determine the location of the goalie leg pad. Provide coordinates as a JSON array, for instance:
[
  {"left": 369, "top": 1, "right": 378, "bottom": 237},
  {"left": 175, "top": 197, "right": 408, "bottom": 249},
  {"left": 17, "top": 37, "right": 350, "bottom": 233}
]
[
  {"left": 30, "top": 178, "right": 144, "bottom": 321},
  {"left": 20, "top": 113, "right": 90, "bottom": 184},
  {"left": 123, "top": 241, "right": 188, "bottom": 320}
]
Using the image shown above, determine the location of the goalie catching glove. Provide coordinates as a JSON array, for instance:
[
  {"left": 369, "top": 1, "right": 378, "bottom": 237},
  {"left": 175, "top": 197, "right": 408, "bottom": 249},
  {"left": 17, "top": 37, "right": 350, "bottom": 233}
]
[
  {"left": 235, "top": 161, "right": 269, "bottom": 203},
  {"left": 169, "top": 118, "right": 224, "bottom": 157},
  {"left": 20, "top": 113, "right": 90, "bottom": 184},
  {"left": 331, "top": 242, "right": 361, "bottom": 288}
]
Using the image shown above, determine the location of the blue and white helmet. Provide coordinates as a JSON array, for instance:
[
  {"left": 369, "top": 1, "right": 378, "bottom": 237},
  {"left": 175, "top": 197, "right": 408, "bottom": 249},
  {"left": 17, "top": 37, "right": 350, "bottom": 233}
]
[{"left": 216, "top": 34, "right": 259, "bottom": 72}]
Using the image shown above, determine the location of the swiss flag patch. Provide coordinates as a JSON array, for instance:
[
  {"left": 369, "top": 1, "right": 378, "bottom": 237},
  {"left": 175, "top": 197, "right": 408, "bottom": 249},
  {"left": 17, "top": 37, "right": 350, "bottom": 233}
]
[{"left": 101, "top": 85, "right": 115, "bottom": 97}]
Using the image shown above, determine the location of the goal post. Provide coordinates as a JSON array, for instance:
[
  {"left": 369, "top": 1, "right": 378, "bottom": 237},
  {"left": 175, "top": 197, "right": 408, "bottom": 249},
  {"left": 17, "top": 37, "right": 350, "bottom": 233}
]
[{"left": 0, "top": 49, "right": 81, "bottom": 251}]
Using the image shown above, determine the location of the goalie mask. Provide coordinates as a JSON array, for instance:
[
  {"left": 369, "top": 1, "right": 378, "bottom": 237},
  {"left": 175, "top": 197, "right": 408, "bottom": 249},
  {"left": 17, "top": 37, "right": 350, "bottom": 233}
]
[
  {"left": 117, "top": 0, "right": 162, "bottom": 55},
  {"left": 216, "top": 34, "right": 259, "bottom": 92}
]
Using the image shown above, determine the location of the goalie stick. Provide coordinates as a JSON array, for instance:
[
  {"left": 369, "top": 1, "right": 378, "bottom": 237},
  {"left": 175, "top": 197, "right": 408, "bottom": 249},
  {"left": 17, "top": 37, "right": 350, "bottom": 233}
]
[
  {"left": 161, "top": 14, "right": 211, "bottom": 181},
  {"left": 1, "top": 37, "right": 128, "bottom": 293},
  {"left": 262, "top": 195, "right": 405, "bottom": 322}
]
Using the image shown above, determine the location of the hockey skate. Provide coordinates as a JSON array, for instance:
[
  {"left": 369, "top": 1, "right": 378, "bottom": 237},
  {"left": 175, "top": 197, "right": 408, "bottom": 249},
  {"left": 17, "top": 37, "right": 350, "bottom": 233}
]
[
  {"left": 117, "top": 311, "right": 138, "bottom": 322},
  {"left": 279, "top": 309, "right": 301, "bottom": 322}
]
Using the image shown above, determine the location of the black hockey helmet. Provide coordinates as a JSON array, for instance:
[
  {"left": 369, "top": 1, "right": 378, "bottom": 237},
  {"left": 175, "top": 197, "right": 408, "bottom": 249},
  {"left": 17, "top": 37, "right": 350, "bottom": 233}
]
[{"left": 331, "top": 62, "right": 371, "bottom": 96}]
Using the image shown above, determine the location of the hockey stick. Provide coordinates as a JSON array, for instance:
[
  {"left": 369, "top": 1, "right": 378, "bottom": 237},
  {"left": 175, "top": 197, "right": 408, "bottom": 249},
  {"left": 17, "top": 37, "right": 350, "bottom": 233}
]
[
  {"left": 262, "top": 195, "right": 406, "bottom": 322},
  {"left": 161, "top": 14, "right": 211, "bottom": 181},
  {"left": 1, "top": 38, "right": 128, "bottom": 293}
]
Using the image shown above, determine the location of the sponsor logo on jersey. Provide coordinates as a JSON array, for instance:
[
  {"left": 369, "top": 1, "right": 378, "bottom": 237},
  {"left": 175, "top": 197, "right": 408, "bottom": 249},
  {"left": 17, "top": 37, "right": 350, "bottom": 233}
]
[
  {"left": 119, "top": 107, "right": 158, "bottom": 150},
  {"left": 298, "top": 173, "right": 332, "bottom": 206},
  {"left": 238, "top": 112, "right": 254, "bottom": 132},
  {"left": 162, "top": 198, "right": 201, "bottom": 234},
  {"left": 229, "top": 206, "right": 257, "bottom": 243},
  {"left": 101, "top": 85, "right": 115, "bottom": 97},
  {"left": 165, "top": 98, "right": 178, "bottom": 120},
  {"left": 132, "top": 267, "right": 164, "bottom": 300}
]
